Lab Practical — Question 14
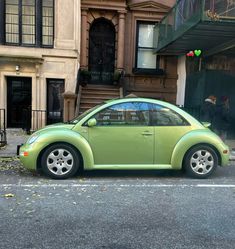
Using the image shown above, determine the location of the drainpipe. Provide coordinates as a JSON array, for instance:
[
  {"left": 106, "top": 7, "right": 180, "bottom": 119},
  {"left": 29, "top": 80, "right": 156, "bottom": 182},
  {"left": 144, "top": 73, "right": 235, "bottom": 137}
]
[{"left": 176, "top": 55, "right": 186, "bottom": 107}]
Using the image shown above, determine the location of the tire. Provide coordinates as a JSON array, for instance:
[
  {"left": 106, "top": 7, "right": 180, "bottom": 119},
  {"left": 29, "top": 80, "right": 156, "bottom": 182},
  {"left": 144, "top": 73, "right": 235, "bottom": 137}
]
[
  {"left": 41, "top": 143, "right": 80, "bottom": 179},
  {"left": 184, "top": 145, "right": 218, "bottom": 179}
]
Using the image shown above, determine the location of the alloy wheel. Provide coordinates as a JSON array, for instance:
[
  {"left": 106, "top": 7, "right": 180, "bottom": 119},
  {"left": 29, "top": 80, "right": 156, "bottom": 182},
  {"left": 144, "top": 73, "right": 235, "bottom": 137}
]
[
  {"left": 47, "top": 148, "right": 74, "bottom": 176},
  {"left": 190, "top": 149, "right": 214, "bottom": 175}
]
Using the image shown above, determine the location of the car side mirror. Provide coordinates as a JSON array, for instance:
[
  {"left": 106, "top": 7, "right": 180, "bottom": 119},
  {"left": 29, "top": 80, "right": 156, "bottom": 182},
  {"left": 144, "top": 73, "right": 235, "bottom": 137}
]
[
  {"left": 87, "top": 118, "right": 97, "bottom": 127},
  {"left": 201, "top": 122, "right": 211, "bottom": 128}
]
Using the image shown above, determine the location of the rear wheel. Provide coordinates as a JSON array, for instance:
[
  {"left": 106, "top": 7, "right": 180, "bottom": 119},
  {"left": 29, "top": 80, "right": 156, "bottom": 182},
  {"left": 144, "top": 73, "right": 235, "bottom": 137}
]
[
  {"left": 41, "top": 143, "right": 80, "bottom": 179},
  {"left": 184, "top": 145, "right": 218, "bottom": 179}
]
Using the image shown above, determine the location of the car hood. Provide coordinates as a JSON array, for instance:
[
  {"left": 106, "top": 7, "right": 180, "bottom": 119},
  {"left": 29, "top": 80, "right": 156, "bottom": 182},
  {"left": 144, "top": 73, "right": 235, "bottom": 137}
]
[{"left": 35, "top": 123, "right": 75, "bottom": 134}]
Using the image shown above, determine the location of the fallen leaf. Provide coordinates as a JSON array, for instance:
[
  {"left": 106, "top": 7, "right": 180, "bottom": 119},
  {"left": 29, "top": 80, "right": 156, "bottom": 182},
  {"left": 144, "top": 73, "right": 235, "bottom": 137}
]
[{"left": 4, "top": 193, "right": 15, "bottom": 198}]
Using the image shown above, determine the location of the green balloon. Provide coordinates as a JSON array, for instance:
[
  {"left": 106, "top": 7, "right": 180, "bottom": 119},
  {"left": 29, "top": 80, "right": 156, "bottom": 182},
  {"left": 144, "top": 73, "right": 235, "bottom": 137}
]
[{"left": 194, "top": 50, "right": 202, "bottom": 57}]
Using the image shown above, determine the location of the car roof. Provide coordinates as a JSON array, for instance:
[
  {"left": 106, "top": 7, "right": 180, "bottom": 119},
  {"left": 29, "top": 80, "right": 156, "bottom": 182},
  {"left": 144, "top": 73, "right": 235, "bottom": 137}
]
[
  {"left": 104, "top": 97, "right": 178, "bottom": 109},
  {"left": 92, "top": 97, "right": 202, "bottom": 127}
]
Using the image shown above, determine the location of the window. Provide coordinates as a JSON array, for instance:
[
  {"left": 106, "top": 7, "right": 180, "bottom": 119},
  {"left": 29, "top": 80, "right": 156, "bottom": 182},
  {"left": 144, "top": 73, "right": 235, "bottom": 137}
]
[
  {"left": 5, "top": 0, "right": 21, "bottom": 44},
  {"left": 3, "top": 0, "right": 54, "bottom": 47},
  {"left": 150, "top": 104, "right": 189, "bottom": 126},
  {"left": 22, "top": 0, "right": 36, "bottom": 45},
  {"left": 93, "top": 102, "right": 150, "bottom": 126},
  {"left": 42, "top": 0, "right": 54, "bottom": 46},
  {"left": 135, "top": 22, "right": 160, "bottom": 70}
]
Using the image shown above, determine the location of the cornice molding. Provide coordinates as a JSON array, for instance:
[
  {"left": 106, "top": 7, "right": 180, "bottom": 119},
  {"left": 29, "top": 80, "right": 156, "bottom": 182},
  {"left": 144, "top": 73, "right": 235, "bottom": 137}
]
[
  {"left": 128, "top": 1, "right": 170, "bottom": 12},
  {"left": 81, "top": 0, "right": 127, "bottom": 11}
]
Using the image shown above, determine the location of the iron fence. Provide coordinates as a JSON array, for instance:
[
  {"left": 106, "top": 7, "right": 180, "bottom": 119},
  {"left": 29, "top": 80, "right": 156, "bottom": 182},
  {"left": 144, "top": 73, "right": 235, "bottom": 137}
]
[
  {"left": 32, "top": 110, "right": 64, "bottom": 131},
  {"left": 0, "top": 109, "right": 7, "bottom": 147},
  {"left": 32, "top": 110, "right": 47, "bottom": 132}
]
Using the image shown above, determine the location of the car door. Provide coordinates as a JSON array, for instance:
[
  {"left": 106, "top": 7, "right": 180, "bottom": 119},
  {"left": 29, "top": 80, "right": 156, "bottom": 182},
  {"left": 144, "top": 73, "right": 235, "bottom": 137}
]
[
  {"left": 87, "top": 101, "right": 154, "bottom": 165},
  {"left": 149, "top": 103, "right": 192, "bottom": 165}
]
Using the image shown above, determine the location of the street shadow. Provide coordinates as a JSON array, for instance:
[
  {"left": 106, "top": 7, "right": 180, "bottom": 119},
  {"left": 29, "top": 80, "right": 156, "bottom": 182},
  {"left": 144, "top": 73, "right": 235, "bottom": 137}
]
[{"left": 78, "top": 169, "right": 186, "bottom": 179}]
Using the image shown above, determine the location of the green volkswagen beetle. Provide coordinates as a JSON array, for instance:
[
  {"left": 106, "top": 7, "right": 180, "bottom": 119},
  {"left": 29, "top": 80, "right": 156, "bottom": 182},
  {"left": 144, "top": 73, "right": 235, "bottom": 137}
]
[{"left": 19, "top": 98, "right": 229, "bottom": 179}]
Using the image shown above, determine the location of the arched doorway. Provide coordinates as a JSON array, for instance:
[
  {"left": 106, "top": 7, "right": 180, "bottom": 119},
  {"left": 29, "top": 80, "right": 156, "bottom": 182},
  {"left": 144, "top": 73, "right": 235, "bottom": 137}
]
[{"left": 89, "top": 18, "right": 115, "bottom": 85}]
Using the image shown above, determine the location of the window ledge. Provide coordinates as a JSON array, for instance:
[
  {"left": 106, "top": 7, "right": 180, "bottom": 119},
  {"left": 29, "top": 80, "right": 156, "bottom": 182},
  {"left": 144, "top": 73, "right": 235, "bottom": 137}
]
[
  {"left": 132, "top": 68, "right": 165, "bottom": 76},
  {"left": 0, "top": 54, "right": 44, "bottom": 64}
]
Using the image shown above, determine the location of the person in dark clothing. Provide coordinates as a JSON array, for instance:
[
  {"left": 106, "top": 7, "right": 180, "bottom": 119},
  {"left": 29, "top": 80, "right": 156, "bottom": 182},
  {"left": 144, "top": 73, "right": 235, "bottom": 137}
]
[
  {"left": 214, "top": 96, "right": 230, "bottom": 141},
  {"left": 200, "top": 95, "right": 217, "bottom": 129}
]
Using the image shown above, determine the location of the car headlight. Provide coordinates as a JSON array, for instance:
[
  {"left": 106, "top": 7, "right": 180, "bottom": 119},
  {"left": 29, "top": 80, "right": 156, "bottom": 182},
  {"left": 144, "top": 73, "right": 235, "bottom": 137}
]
[{"left": 27, "top": 134, "right": 39, "bottom": 144}]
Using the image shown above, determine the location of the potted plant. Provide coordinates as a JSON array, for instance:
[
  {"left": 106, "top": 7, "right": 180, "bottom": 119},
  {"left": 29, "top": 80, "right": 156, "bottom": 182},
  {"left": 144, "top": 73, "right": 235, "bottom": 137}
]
[
  {"left": 113, "top": 70, "right": 122, "bottom": 85},
  {"left": 79, "top": 69, "right": 91, "bottom": 86}
]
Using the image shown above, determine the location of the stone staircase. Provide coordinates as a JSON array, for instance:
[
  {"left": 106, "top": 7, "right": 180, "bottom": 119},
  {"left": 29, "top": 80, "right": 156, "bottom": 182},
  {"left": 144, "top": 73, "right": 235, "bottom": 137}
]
[{"left": 78, "top": 84, "right": 122, "bottom": 113}]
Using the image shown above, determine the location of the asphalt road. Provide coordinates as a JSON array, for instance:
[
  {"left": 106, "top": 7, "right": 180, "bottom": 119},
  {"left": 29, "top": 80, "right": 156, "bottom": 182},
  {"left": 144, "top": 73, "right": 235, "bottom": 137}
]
[{"left": 0, "top": 159, "right": 235, "bottom": 249}]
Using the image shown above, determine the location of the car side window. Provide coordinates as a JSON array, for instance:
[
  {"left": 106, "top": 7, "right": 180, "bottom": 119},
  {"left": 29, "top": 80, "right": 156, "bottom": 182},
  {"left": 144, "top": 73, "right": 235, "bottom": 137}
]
[
  {"left": 150, "top": 104, "right": 189, "bottom": 126},
  {"left": 93, "top": 102, "right": 150, "bottom": 126}
]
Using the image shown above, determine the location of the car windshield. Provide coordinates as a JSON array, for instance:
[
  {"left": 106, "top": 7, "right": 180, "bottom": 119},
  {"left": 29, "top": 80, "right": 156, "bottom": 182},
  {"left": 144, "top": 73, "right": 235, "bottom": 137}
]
[{"left": 68, "top": 105, "right": 102, "bottom": 124}]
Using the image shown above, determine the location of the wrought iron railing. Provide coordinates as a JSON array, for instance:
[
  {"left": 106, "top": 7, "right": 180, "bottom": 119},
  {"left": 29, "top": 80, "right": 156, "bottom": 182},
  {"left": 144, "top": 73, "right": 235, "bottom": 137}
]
[
  {"left": 0, "top": 109, "right": 7, "bottom": 147},
  {"left": 204, "top": 0, "right": 235, "bottom": 18},
  {"left": 32, "top": 110, "right": 47, "bottom": 131},
  {"left": 32, "top": 110, "right": 64, "bottom": 131},
  {"left": 154, "top": 0, "right": 235, "bottom": 51}
]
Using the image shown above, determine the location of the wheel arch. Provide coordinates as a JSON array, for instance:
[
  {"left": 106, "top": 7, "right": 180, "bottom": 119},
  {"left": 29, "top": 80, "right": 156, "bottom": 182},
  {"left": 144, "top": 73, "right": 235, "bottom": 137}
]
[
  {"left": 182, "top": 143, "right": 221, "bottom": 169},
  {"left": 35, "top": 130, "right": 95, "bottom": 171},
  {"left": 171, "top": 130, "right": 223, "bottom": 169},
  {"left": 36, "top": 141, "right": 84, "bottom": 170}
]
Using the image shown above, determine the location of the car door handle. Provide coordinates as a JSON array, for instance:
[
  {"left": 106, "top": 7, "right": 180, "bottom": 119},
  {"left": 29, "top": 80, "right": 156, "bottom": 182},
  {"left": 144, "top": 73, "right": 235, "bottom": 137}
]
[{"left": 141, "top": 131, "right": 153, "bottom": 136}]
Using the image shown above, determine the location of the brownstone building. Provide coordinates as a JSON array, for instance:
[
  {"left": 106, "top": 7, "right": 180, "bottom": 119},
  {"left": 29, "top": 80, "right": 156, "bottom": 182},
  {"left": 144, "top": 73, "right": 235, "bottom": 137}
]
[{"left": 78, "top": 0, "right": 177, "bottom": 113}]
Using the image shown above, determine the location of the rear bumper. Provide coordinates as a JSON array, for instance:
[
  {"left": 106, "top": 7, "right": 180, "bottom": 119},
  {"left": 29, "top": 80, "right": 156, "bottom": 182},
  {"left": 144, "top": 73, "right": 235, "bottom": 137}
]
[{"left": 219, "top": 143, "right": 230, "bottom": 166}]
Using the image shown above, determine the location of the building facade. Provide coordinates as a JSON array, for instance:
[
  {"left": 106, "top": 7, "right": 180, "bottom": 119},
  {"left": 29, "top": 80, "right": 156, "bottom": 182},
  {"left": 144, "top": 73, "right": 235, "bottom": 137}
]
[
  {"left": 0, "top": 0, "right": 180, "bottom": 133},
  {"left": 0, "top": 0, "right": 80, "bottom": 131},
  {"left": 154, "top": 0, "right": 235, "bottom": 137},
  {"left": 79, "top": 0, "right": 177, "bottom": 103}
]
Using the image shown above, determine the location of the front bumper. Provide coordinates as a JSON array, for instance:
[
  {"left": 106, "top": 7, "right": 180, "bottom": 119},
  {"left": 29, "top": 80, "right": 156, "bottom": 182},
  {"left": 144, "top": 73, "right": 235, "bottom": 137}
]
[
  {"left": 16, "top": 144, "right": 23, "bottom": 156},
  {"left": 19, "top": 143, "right": 38, "bottom": 170}
]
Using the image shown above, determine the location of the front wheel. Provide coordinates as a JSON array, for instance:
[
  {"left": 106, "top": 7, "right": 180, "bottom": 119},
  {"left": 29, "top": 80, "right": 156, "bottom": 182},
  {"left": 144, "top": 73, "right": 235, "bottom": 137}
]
[
  {"left": 41, "top": 143, "right": 80, "bottom": 179},
  {"left": 184, "top": 145, "right": 218, "bottom": 179}
]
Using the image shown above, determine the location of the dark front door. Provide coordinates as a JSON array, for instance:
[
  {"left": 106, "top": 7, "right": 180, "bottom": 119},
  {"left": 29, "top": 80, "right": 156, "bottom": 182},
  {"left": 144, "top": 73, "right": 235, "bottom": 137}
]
[
  {"left": 89, "top": 18, "right": 115, "bottom": 84},
  {"left": 7, "top": 77, "right": 32, "bottom": 129},
  {"left": 47, "top": 79, "right": 64, "bottom": 125}
]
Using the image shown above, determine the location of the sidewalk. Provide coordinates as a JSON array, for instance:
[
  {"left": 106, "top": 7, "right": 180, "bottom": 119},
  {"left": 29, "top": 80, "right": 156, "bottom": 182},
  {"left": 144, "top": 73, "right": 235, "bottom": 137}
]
[
  {"left": 0, "top": 128, "right": 235, "bottom": 159},
  {"left": 0, "top": 129, "right": 29, "bottom": 157},
  {"left": 226, "top": 140, "right": 235, "bottom": 160}
]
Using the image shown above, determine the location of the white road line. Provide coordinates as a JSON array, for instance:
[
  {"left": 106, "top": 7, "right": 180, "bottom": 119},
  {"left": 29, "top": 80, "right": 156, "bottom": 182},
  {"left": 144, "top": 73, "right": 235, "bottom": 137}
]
[
  {"left": 197, "top": 184, "right": 235, "bottom": 188},
  {"left": 0, "top": 183, "right": 235, "bottom": 188}
]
